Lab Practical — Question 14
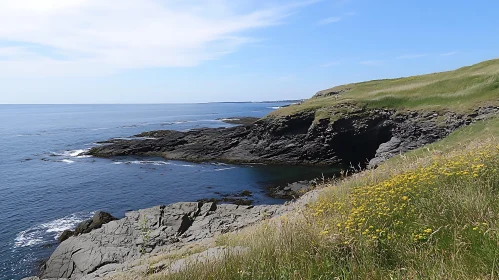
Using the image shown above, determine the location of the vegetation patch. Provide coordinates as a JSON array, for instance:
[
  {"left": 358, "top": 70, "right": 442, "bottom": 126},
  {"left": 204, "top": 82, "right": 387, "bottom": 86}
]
[
  {"left": 146, "top": 117, "right": 499, "bottom": 279},
  {"left": 271, "top": 59, "right": 499, "bottom": 121}
]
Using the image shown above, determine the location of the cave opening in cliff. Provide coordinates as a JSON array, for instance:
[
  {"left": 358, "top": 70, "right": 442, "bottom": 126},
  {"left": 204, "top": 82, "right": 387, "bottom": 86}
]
[{"left": 332, "top": 122, "right": 393, "bottom": 168}]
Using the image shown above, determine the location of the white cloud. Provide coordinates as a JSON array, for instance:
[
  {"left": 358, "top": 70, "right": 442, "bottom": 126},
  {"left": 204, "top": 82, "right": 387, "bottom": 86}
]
[
  {"left": 318, "top": 10, "right": 356, "bottom": 25},
  {"left": 318, "top": 16, "right": 342, "bottom": 24},
  {"left": 441, "top": 51, "right": 458, "bottom": 56},
  {"left": 0, "top": 0, "right": 310, "bottom": 77},
  {"left": 397, "top": 53, "right": 428, "bottom": 59}
]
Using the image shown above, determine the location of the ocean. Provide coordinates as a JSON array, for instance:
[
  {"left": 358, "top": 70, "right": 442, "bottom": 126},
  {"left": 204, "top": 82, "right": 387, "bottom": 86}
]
[{"left": 0, "top": 103, "right": 339, "bottom": 279}]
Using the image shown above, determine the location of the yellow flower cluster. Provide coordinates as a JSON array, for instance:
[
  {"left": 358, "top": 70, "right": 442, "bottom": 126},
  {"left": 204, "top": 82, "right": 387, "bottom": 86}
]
[
  {"left": 412, "top": 228, "right": 433, "bottom": 242},
  {"left": 312, "top": 143, "right": 499, "bottom": 243}
]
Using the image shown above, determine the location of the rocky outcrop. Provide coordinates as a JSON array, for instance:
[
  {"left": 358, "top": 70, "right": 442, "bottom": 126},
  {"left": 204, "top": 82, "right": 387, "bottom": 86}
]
[
  {"left": 39, "top": 202, "right": 283, "bottom": 280},
  {"left": 270, "top": 180, "right": 317, "bottom": 199},
  {"left": 58, "top": 211, "right": 117, "bottom": 242},
  {"left": 88, "top": 104, "right": 499, "bottom": 168},
  {"left": 218, "top": 117, "right": 260, "bottom": 126}
]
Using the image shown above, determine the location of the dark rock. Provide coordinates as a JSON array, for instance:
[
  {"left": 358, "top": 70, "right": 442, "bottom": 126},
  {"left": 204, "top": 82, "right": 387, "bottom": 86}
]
[
  {"left": 218, "top": 117, "right": 260, "bottom": 126},
  {"left": 270, "top": 180, "right": 315, "bottom": 199},
  {"left": 197, "top": 190, "right": 253, "bottom": 205},
  {"left": 58, "top": 230, "right": 74, "bottom": 242},
  {"left": 239, "top": 190, "right": 252, "bottom": 197},
  {"left": 59, "top": 211, "right": 117, "bottom": 243},
  {"left": 87, "top": 105, "right": 498, "bottom": 169},
  {"left": 74, "top": 219, "right": 92, "bottom": 234},
  {"left": 221, "top": 198, "right": 253, "bottom": 205}
]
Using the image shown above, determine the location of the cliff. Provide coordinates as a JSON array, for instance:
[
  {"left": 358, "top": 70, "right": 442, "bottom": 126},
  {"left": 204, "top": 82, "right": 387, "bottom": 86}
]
[
  {"left": 27, "top": 59, "right": 499, "bottom": 279},
  {"left": 88, "top": 59, "right": 499, "bottom": 167}
]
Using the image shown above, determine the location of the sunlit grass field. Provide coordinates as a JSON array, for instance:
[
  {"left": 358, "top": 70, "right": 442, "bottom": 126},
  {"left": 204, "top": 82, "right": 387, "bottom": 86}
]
[
  {"left": 147, "top": 117, "right": 499, "bottom": 280},
  {"left": 271, "top": 59, "right": 499, "bottom": 120}
]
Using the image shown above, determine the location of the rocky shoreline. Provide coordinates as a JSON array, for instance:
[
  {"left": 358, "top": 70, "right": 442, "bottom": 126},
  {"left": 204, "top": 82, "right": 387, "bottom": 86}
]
[
  {"left": 87, "top": 104, "right": 499, "bottom": 168},
  {"left": 26, "top": 191, "right": 319, "bottom": 280},
  {"left": 26, "top": 105, "right": 499, "bottom": 279}
]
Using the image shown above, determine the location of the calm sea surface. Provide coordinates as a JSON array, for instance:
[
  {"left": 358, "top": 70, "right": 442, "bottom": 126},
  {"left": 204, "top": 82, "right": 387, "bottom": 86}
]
[{"left": 0, "top": 103, "right": 339, "bottom": 279}]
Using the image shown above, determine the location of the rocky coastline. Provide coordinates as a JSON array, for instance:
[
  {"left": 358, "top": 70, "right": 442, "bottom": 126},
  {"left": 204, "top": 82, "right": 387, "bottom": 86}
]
[
  {"left": 87, "top": 104, "right": 499, "bottom": 168},
  {"left": 27, "top": 192, "right": 319, "bottom": 280},
  {"left": 25, "top": 104, "right": 499, "bottom": 279}
]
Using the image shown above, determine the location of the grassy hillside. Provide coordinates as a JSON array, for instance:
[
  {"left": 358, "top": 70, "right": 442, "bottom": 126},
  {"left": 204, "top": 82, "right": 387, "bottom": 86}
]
[
  {"left": 271, "top": 58, "right": 499, "bottom": 120},
  {"left": 145, "top": 116, "right": 499, "bottom": 280},
  {"left": 110, "top": 60, "right": 499, "bottom": 279}
]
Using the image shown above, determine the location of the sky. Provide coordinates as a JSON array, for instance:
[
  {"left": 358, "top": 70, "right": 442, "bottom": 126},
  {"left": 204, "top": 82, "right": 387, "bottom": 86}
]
[{"left": 0, "top": 0, "right": 498, "bottom": 104}]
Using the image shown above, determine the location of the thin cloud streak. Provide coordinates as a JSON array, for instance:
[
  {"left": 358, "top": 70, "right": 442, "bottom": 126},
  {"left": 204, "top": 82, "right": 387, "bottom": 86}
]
[
  {"left": 318, "top": 16, "right": 342, "bottom": 24},
  {"left": 441, "top": 51, "right": 458, "bottom": 56}
]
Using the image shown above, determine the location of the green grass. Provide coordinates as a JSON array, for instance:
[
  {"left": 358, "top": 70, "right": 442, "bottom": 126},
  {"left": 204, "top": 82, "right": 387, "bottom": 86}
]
[
  {"left": 143, "top": 117, "right": 499, "bottom": 280},
  {"left": 271, "top": 58, "right": 499, "bottom": 120},
  {"left": 112, "top": 60, "right": 499, "bottom": 280}
]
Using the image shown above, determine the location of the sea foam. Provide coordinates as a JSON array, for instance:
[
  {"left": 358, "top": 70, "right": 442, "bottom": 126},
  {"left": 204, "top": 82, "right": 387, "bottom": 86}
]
[{"left": 14, "top": 212, "right": 94, "bottom": 248}]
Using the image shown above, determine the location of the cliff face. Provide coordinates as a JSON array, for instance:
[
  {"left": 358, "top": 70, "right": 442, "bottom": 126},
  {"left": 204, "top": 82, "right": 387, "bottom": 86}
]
[{"left": 88, "top": 104, "right": 499, "bottom": 168}]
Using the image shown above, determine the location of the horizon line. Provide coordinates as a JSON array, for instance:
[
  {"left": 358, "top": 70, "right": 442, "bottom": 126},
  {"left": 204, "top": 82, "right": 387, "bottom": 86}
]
[{"left": 0, "top": 100, "right": 304, "bottom": 105}]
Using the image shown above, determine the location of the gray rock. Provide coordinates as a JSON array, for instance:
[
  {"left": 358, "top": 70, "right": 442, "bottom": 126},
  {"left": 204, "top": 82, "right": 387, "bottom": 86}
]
[
  {"left": 270, "top": 180, "right": 315, "bottom": 199},
  {"left": 40, "top": 202, "right": 281, "bottom": 279}
]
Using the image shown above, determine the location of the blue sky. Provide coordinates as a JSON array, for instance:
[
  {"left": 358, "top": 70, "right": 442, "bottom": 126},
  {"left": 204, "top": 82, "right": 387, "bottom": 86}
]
[{"left": 0, "top": 0, "right": 498, "bottom": 104}]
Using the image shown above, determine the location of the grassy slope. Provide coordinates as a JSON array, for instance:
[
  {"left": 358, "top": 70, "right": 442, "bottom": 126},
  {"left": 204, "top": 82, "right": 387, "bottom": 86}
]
[
  {"left": 271, "top": 58, "right": 499, "bottom": 120},
  {"left": 113, "top": 60, "right": 499, "bottom": 279},
  {"left": 152, "top": 117, "right": 499, "bottom": 280}
]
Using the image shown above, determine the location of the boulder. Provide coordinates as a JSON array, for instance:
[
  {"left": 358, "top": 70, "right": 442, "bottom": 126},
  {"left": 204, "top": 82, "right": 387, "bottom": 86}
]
[
  {"left": 58, "top": 230, "right": 74, "bottom": 243},
  {"left": 58, "top": 211, "right": 117, "bottom": 243},
  {"left": 270, "top": 180, "right": 314, "bottom": 199}
]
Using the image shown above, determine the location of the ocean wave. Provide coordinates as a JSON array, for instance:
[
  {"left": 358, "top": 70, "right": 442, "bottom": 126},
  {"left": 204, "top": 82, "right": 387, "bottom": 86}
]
[
  {"left": 15, "top": 133, "right": 41, "bottom": 137},
  {"left": 213, "top": 167, "right": 236, "bottom": 172},
  {"left": 160, "top": 120, "right": 188, "bottom": 126},
  {"left": 113, "top": 160, "right": 172, "bottom": 166},
  {"left": 112, "top": 137, "right": 157, "bottom": 141},
  {"left": 267, "top": 106, "right": 282, "bottom": 109},
  {"left": 219, "top": 118, "right": 240, "bottom": 122},
  {"left": 91, "top": 127, "right": 110, "bottom": 131},
  {"left": 112, "top": 160, "right": 196, "bottom": 167},
  {"left": 14, "top": 212, "right": 94, "bottom": 248},
  {"left": 60, "top": 159, "right": 75, "bottom": 164},
  {"left": 51, "top": 149, "right": 91, "bottom": 158}
]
